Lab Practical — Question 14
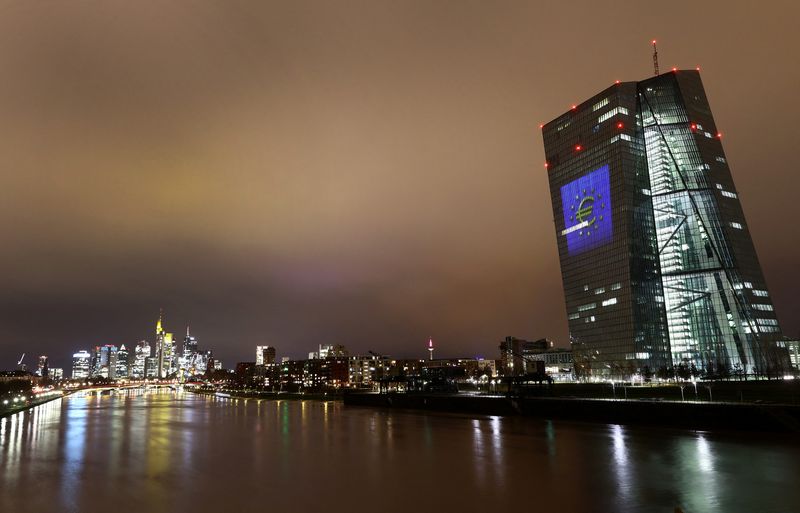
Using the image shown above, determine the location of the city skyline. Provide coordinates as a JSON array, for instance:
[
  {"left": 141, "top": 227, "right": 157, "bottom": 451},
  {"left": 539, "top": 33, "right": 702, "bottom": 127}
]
[{"left": 1, "top": 1, "right": 799, "bottom": 370}]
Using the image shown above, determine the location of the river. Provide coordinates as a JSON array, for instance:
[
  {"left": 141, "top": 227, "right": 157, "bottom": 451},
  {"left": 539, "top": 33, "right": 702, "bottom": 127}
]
[{"left": 1, "top": 389, "right": 798, "bottom": 513}]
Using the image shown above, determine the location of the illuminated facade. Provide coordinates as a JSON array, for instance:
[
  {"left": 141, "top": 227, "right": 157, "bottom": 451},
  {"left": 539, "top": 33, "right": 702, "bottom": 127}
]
[
  {"left": 71, "top": 350, "right": 91, "bottom": 379},
  {"left": 543, "top": 70, "right": 787, "bottom": 378},
  {"left": 154, "top": 311, "right": 176, "bottom": 378}
]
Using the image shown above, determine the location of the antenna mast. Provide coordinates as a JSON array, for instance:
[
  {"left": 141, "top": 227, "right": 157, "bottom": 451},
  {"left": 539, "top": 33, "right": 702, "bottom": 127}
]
[{"left": 652, "top": 40, "right": 659, "bottom": 75}]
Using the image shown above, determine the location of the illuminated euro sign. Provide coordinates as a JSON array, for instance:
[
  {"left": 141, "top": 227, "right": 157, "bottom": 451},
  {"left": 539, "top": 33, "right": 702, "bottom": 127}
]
[
  {"left": 560, "top": 165, "right": 613, "bottom": 254},
  {"left": 575, "top": 195, "right": 596, "bottom": 226}
]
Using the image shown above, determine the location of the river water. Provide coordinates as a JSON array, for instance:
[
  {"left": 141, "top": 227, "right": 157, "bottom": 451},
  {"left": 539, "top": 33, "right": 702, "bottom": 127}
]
[{"left": 1, "top": 389, "right": 798, "bottom": 513}]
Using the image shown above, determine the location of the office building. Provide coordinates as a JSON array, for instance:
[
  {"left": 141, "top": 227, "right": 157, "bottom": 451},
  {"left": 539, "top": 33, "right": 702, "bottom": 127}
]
[
  {"left": 256, "top": 345, "right": 276, "bottom": 366},
  {"left": 71, "top": 350, "right": 91, "bottom": 379},
  {"left": 542, "top": 69, "right": 787, "bottom": 379}
]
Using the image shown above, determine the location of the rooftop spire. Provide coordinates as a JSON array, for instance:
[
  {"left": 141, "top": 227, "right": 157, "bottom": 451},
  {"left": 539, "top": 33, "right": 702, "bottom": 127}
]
[
  {"left": 652, "top": 39, "right": 659, "bottom": 76},
  {"left": 156, "top": 308, "right": 164, "bottom": 335}
]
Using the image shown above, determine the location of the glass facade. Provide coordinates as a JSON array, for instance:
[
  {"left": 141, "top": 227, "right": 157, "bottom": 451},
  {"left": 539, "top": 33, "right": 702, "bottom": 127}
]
[{"left": 543, "top": 71, "right": 788, "bottom": 379}]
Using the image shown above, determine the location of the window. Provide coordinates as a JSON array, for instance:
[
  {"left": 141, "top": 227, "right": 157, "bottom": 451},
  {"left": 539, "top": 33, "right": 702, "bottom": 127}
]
[
  {"left": 721, "top": 191, "right": 738, "bottom": 199},
  {"left": 753, "top": 304, "right": 774, "bottom": 311},
  {"left": 730, "top": 222, "right": 743, "bottom": 230},
  {"left": 611, "top": 282, "right": 621, "bottom": 290},
  {"left": 758, "top": 318, "right": 778, "bottom": 326},
  {"left": 620, "top": 134, "right": 632, "bottom": 142},
  {"left": 592, "top": 98, "right": 609, "bottom": 111},
  {"left": 594, "top": 287, "right": 605, "bottom": 295},
  {"left": 744, "top": 282, "right": 753, "bottom": 289},
  {"left": 598, "top": 107, "right": 629, "bottom": 123},
  {"left": 568, "top": 313, "right": 580, "bottom": 320},
  {"left": 753, "top": 290, "right": 769, "bottom": 297},
  {"left": 601, "top": 297, "right": 617, "bottom": 307},
  {"left": 578, "top": 303, "right": 596, "bottom": 312}
]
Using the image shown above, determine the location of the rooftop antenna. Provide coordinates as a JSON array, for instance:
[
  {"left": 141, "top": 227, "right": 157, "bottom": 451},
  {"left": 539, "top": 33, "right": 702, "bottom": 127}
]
[{"left": 652, "top": 39, "right": 659, "bottom": 76}]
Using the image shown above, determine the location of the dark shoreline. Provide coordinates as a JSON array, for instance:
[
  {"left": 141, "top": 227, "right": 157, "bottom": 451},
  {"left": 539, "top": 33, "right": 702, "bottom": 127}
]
[{"left": 343, "top": 392, "right": 800, "bottom": 433}]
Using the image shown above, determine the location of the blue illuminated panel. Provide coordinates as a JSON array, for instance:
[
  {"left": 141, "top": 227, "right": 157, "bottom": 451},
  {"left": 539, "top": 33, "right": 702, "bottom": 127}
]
[{"left": 560, "top": 165, "right": 613, "bottom": 255}]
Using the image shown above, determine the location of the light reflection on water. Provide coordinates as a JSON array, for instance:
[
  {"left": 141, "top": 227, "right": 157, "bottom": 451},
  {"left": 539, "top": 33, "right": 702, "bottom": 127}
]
[{"left": 0, "top": 391, "right": 798, "bottom": 513}]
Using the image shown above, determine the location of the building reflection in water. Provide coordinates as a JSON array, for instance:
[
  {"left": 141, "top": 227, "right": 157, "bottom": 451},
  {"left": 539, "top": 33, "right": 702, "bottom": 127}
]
[{"left": 2, "top": 392, "right": 800, "bottom": 513}]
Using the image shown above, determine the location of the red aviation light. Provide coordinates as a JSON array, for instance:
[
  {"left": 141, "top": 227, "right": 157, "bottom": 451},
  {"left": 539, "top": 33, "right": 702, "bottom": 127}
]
[
  {"left": 690, "top": 123, "right": 697, "bottom": 131},
  {"left": 571, "top": 104, "right": 577, "bottom": 111},
  {"left": 544, "top": 161, "right": 550, "bottom": 169},
  {"left": 716, "top": 132, "right": 722, "bottom": 138},
  {"left": 672, "top": 67, "right": 678, "bottom": 72},
  {"left": 651, "top": 39, "right": 657, "bottom": 45},
  {"left": 696, "top": 66, "right": 701, "bottom": 71},
  {"left": 615, "top": 80, "right": 621, "bottom": 85},
  {"left": 574, "top": 144, "right": 583, "bottom": 152},
  {"left": 616, "top": 122, "right": 624, "bottom": 129},
  {"left": 539, "top": 123, "right": 544, "bottom": 129}
]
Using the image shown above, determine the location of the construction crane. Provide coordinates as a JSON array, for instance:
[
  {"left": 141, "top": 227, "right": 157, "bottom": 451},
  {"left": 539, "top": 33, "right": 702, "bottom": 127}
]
[{"left": 17, "top": 353, "right": 25, "bottom": 370}]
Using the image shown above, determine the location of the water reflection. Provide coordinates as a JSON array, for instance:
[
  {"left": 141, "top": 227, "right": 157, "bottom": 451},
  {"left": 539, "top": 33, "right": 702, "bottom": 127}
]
[{"left": 1, "top": 392, "right": 799, "bottom": 513}]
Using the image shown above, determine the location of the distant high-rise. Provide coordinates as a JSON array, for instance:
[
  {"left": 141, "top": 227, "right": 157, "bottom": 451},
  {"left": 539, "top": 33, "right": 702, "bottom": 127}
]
[
  {"left": 131, "top": 341, "right": 150, "bottom": 379},
  {"left": 91, "top": 345, "right": 119, "bottom": 378},
  {"left": 71, "top": 351, "right": 91, "bottom": 379},
  {"left": 542, "top": 69, "right": 788, "bottom": 379},
  {"left": 182, "top": 325, "right": 198, "bottom": 371},
  {"left": 116, "top": 344, "right": 129, "bottom": 379},
  {"left": 36, "top": 355, "right": 49, "bottom": 378},
  {"left": 154, "top": 310, "right": 176, "bottom": 378},
  {"left": 256, "top": 345, "right": 276, "bottom": 366}
]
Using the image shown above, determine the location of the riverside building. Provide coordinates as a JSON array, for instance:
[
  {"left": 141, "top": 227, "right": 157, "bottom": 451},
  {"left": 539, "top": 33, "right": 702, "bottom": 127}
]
[{"left": 542, "top": 69, "right": 787, "bottom": 379}]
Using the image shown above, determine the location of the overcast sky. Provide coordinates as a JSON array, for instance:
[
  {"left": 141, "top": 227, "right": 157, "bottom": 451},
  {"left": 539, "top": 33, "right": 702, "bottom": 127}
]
[{"left": 1, "top": 0, "right": 798, "bottom": 368}]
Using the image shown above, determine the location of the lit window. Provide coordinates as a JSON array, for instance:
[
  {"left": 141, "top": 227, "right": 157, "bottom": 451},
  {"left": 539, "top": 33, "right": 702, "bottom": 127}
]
[
  {"left": 744, "top": 282, "right": 753, "bottom": 289},
  {"left": 610, "top": 135, "right": 620, "bottom": 143},
  {"left": 584, "top": 285, "right": 589, "bottom": 292},
  {"left": 594, "top": 287, "right": 605, "bottom": 295},
  {"left": 753, "top": 304, "right": 774, "bottom": 311},
  {"left": 730, "top": 222, "right": 743, "bottom": 230},
  {"left": 601, "top": 297, "right": 617, "bottom": 307},
  {"left": 715, "top": 156, "right": 727, "bottom": 163},
  {"left": 598, "top": 107, "right": 629, "bottom": 123},
  {"left": 620, "top": 134, "right": 632, "bottom": 141},
  {"left": 578, "top": 303, "right": 597, "bottom": 312},
  {"left": 721, "top": 191, "right": 738, "bottom": 199},
  {"left": 568, "top": 313, "right": 580, "bottom": 320},
  {"left": 753, "top": 290, "right": 769, "bottom": 297},
  {"left": 611, "top": 282, "right": 621, "bottom": 290},
  {"left": 592, "top": 98, "right": 609, "bottom": 112},
  {"left": 758, "top": 318, "right": 778, "bottom": 326},
  {"left": 716, "top": 183, "right": 723, "bottom": 190}
]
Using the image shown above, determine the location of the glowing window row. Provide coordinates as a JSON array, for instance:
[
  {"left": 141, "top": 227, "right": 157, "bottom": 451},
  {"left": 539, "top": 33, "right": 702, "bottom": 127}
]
[
  {"left": 592, "top": 98, "right": 609, "bottom": 112},
  {"left": 598, "top": 107, "right": 629, "bottom": 123}
]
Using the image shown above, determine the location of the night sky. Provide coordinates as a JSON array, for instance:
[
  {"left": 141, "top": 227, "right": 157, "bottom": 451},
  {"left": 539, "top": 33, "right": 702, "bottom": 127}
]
[{"left": 1, "top": 1, "right": 798, "bottom": 369}]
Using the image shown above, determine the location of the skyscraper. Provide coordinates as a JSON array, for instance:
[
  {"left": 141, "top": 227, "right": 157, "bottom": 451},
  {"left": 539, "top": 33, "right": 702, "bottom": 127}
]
[
  {"left": 256, "top": 345, "right": 276, "bottom": 366},
  {"left": 154, "top": 310, "right": 176, "bottom": 378},
  {"left": 90, "top": 345, "right": 119, "bottom": 379},
  {"left": 131, "top": 340, "right": 150, "bottom": 379},
  {"left": 181, "top": 326, "right": 198, "bottom": 373},
  {"left": 542, "top": 69, "right": 787, "bottom": 379},
  {"left": 116, "top": 344, "right": 129, "bottom": 379},
  {"left": 71, "top": 350, "right": 91, "bottom": 379}
]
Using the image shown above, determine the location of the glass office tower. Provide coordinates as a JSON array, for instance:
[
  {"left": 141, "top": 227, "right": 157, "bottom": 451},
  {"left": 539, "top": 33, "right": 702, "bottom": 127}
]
[{"left": 542, "top": 70, "right": 787, "bottom": 379}]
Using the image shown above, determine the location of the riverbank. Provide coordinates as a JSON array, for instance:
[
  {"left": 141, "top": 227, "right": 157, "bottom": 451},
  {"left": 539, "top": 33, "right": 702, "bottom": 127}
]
[
  {"left": 0, "top": 391, "right": 66, "bottom": 419},
  {"left": 343, "top": 392, "right": 800, "bottom": 432},
  {"left": 190, "top": 388, "right": 344, "bottom": 402}
]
